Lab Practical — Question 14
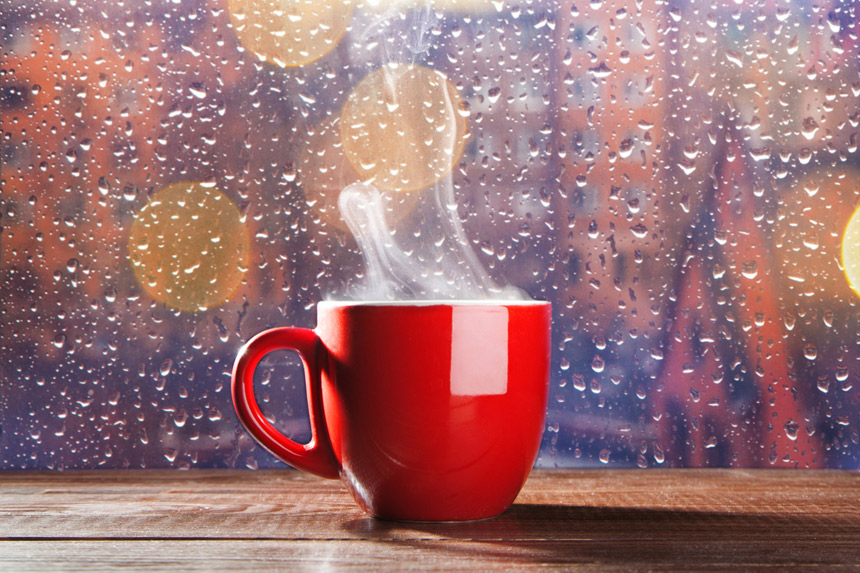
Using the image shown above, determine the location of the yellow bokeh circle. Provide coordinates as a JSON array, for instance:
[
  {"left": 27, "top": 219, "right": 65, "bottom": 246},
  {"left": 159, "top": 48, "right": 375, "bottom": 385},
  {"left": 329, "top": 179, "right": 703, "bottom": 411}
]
[
  {"left": 363, "top": 0, "right": 495, "bottom": 11},
  {"left": 228, "top": 0, "right": 354, "bottom": 67},
  {"left": 774, "top": 167, "right": 860, "bottom": 303},
  {"left": 340, "top": 63, "right": 469, "bottom": 193},
  {"left": 128, "top": 182, "right": 250, "bottom": 312},
  {"left": 842, "top": 204, "right": 860, "bottom": 298}
]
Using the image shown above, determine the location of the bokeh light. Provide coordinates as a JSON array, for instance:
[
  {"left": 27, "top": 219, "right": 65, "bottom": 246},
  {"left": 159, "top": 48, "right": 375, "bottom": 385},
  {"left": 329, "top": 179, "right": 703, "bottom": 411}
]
[
  {"left": 362, "top": 0, "right": 495, "bottom": 9},
  {"left": 842, "top": 204, "right": 860, "bottom": 299},
  {"left": 228, "top": 0, "right": 354, "bottom": 67},
  {"left": 340, "top": 63, "right": 469, "bottom": 193},
  {"left": 775, "top": 168, "right": 860, "bottom": 304},
  {"left": 128, "top": 183, "right": 250, "bottom": 312}
]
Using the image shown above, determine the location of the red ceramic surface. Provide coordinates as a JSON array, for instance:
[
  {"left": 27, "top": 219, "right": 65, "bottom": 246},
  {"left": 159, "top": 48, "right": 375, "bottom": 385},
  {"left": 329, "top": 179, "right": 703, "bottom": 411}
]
[{"left": 232, "top": 300, "right": 551, "bottom": 521}]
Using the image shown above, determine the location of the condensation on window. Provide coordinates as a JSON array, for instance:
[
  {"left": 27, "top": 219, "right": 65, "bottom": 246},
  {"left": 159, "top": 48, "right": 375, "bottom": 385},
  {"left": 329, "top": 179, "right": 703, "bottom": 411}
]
[{"left": 1, "top": 0, "right": 859, "bottom": 470}]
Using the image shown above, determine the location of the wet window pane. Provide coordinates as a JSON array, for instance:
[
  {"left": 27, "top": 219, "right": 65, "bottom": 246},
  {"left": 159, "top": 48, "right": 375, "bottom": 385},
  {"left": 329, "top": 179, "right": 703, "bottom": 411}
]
[{"left": 2, "top": 0, "right": 860, "bottom": 469}]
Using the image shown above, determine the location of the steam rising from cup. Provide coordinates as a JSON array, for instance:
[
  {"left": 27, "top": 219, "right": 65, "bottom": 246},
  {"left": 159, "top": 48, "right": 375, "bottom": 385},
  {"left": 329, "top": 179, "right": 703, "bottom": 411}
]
[
  {"left": 331, "top": 61, "right": 529, "bottom": 302},
  {"left": 337, "top": 181, "right": 525, "bottom": 301}
]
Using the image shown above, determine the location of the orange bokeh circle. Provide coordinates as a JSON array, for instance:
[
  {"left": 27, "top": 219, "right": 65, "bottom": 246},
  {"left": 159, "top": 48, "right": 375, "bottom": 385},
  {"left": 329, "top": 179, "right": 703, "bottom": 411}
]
[{"left": 128, "top": 182, "right": 250, "bottom": 312}]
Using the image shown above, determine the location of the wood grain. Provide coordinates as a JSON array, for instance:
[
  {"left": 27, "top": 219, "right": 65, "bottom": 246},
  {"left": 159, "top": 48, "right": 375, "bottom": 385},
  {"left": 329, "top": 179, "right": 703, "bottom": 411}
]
[{"left": 2, "top": 469, "right": 859, "bottom": 569}]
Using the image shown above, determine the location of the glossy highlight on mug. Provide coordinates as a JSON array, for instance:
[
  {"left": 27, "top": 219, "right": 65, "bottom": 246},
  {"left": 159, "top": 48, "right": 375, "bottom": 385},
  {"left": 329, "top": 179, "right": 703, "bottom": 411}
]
[{"left": 232, "top": 300, "right": 551, "bottom": 522}]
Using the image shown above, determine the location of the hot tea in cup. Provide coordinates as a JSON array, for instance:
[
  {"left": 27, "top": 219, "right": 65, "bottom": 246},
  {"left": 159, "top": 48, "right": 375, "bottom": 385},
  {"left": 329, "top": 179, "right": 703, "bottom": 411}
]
[{"left": 232, "top": 300, "right": 550, "bottom": 521}]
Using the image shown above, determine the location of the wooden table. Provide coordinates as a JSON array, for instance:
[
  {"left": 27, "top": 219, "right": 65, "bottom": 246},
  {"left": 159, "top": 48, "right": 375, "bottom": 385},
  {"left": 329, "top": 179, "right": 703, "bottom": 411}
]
[{"left": 1, "top": 469, "right": 859, "bottom": 570}]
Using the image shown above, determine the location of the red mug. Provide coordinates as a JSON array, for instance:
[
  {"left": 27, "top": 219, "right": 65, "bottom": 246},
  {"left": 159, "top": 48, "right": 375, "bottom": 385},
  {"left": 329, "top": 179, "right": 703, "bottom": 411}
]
[{"left": 232, "top": 300, "right": 551, "bottom": 521}]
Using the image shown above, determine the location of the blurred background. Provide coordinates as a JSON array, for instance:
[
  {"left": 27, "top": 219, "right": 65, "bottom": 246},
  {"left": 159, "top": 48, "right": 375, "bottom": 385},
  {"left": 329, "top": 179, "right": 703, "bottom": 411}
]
[{"left": 2, "top": 0, "right": 860, "bottom": 470}]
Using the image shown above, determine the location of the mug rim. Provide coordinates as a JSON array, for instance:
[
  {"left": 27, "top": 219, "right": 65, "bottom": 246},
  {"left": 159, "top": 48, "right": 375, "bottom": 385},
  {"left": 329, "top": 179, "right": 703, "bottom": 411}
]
[{"left": 319, "top": 299, "right": 549, "bottom": 308}]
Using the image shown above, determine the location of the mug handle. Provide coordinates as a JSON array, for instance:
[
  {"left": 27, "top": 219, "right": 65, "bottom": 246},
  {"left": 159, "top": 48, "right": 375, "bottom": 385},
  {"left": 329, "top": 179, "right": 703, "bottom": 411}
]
[{"left": 231, "top": 327, "right": 340, "bottom": 479}]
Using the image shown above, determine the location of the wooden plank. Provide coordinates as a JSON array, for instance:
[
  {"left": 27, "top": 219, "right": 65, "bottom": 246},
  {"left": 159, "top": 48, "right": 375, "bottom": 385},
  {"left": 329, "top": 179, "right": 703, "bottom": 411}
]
[
  {"left": 1, "top": 538, "right": 859, "bottom": 570},
  {"left": 3, "top": 470, "right": 860, "bottom": 539},
  {"left": 0, "top": 470, "right": 361, "bottom": 540},
  {"left": 1, "top": 470, "right": 859, "bottom": 568}
]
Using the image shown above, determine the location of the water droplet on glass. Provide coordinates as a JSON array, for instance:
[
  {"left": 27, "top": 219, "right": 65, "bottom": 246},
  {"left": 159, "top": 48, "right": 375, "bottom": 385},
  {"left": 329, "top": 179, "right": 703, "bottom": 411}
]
[
  {"left": 725, "top": 49, "right": 744, "bottom": 68},
  {"left": 619, "top": 139, "right": 635, "bottom": 158},
  {"left": 784, "top": 420, "right": 799, "bottom": 441},
  {"left": 749, "top": 146, "right": 771, "bottom": 162},
  {"left": 801, "top": 117, "right": 819, "bottom": 140},
  {"left": 741, "top": 260, "right": 758, "bottom": 279},
  {"left": 188, "top": 83, "right": 207, "bottom": 99},
  {"left": 457, "top": 100, "right": 471, "bottom": 118},
  {"left": 588, "top": 62, "right": 612, "bottom": 79},
  {"left": 98, "top": 177, "right": 110, "bottom": 196},
  {"left": 652, "top": 444, "right": 665, "bottom": 464}
]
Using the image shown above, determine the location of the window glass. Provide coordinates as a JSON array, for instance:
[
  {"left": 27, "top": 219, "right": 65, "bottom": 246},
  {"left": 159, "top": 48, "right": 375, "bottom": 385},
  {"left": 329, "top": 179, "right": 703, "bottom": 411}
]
[{"left": 2, "top": 0, "right": 859, "bottom": 469}]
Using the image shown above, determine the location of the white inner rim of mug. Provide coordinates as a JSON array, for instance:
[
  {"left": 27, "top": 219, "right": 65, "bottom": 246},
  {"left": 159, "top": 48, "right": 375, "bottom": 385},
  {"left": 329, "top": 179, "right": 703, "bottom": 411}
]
[{"left": 319, "top": 299, "right": 549, "bottom": 307}]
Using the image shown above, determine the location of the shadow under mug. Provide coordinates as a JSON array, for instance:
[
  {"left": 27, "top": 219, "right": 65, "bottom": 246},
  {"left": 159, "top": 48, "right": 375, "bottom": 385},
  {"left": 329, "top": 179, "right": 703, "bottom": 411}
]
[{"left": 231, "top": 300, "right": 551, "bottom": 522}]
